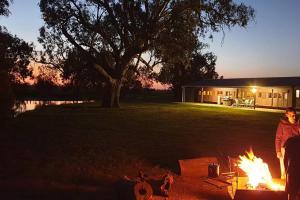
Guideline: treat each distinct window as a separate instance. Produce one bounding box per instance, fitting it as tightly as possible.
[217,91,223,95]
[242,92,245,97]
[225,91,229,96]
[258,92,262,98]
[205,91,212,96]
[246,92,252,97]
[198,90,202,95]
[296,90,300,98]
[284,93,288,100]
[273,93,278,98]
[268,93,272,98]
[278,93,282,98]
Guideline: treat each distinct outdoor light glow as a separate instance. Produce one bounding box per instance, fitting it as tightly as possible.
[238,149,285,191]
[251,87,257,94]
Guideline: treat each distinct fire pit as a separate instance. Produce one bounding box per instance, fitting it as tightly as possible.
[229,177,287,200]
[228,149,287,200]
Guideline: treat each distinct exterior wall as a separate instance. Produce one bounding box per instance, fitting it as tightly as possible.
[255,87,292,108]
[295,87,300,109]
[255,87,272,107]
[192,86,293,108]
[197,87,238,104]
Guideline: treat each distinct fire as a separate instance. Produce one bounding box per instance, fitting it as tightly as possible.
[238,150,285,191]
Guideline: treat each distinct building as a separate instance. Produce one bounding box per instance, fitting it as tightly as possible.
[181,77,300,109]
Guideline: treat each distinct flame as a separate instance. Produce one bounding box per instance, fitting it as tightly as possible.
[238,149,285,191]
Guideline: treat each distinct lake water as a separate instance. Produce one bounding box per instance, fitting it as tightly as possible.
[14,100,87,115]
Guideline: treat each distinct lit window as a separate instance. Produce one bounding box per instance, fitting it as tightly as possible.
[284,93,288,100]
[296,90,300,98]
[268,93,272,98]
[258,92,262,98]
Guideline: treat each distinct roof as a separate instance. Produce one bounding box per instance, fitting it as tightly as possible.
[183,76,300,88]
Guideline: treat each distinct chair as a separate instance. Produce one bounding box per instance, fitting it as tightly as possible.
[245,99,254,107]
[233,98,239,107]
[233,98,245,107]
[244,99,249,107]
[239,99,246,107]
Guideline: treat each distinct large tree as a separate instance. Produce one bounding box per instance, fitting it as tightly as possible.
[0,1,33,119]
[158,50,218,100]
[62,49,146,100]
[39,0,254,107]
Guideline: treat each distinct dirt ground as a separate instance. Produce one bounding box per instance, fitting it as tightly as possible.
[0,176,231,200]
[167,176,230,200]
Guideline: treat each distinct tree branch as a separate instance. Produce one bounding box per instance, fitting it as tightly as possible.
[70,0,120,55]
[61,26,114,83]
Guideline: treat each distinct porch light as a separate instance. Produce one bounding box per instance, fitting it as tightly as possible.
[251,87,257,94]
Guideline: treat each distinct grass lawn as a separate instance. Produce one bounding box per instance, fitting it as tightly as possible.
[0,102,283,197]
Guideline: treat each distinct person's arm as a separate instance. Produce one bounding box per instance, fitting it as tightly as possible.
[275,122,283,157]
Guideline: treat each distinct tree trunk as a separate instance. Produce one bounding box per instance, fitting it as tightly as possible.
[102,79,122,108]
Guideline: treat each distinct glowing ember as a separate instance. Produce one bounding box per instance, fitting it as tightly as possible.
[238,150,285,191]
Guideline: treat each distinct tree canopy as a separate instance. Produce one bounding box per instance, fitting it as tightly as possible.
[158,51,218,100]
[0,28,33,80]
[39,0,254,107]
[0,0,33,119]
[0,0,11,16]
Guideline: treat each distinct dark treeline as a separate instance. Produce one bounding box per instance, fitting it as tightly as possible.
[11,80,171,102]
[12,82,99,101]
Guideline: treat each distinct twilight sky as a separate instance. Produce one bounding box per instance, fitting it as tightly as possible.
[0,0,299,79]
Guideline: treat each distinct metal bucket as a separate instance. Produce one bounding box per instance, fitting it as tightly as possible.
[208,163,220,178]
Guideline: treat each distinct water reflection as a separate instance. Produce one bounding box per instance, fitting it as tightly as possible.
[14,100,87,116]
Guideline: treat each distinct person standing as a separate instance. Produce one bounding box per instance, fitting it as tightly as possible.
[275,107,300,179]
[284,135,300,200]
